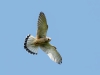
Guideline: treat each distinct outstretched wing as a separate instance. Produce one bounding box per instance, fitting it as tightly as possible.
[40,43,62,64]
[37,12,48,39]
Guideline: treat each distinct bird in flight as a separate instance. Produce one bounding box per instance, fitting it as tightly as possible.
[24,12,62,64]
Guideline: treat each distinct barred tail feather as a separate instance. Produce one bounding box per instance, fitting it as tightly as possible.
[24,34,39,55]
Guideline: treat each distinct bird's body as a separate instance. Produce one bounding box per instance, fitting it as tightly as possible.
[34,37,50,45]
[24,12,62,64]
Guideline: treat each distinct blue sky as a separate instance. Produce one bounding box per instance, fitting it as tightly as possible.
[0,0,100,75]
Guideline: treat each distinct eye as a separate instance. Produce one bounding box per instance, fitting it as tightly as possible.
[48,38,51,41]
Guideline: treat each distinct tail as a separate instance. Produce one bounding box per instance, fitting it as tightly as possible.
[24,34,39,55]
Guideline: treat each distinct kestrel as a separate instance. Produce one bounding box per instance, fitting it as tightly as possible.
[24,12,62,64]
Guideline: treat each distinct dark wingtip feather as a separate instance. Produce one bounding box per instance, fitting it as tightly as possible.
[58,58,62,64]
[40,11,44,14]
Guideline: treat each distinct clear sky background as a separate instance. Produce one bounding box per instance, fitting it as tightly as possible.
[0,0,100,75]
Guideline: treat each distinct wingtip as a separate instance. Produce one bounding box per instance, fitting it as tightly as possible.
[40,11,44,13]
[58,60,62,64]
[40,11,45,15]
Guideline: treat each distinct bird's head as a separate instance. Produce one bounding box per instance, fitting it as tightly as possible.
[46,37,51,42]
